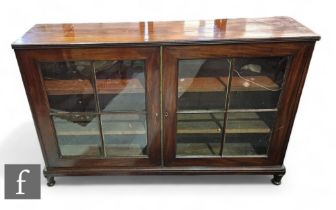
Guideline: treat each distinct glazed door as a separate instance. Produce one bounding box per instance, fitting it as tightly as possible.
[17,47,161,167]
[163,43,309,166]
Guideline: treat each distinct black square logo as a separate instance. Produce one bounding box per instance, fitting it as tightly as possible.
[4,164,41,199]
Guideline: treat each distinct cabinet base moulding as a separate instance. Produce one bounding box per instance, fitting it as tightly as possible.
[43,165,286,186]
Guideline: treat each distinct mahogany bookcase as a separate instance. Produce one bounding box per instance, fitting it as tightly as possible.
[12,17,320,186]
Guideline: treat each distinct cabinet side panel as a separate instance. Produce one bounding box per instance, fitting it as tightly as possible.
[269,42,316,164]
[15,49,60,167]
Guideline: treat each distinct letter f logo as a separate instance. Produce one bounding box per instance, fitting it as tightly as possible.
[16,169,30,195]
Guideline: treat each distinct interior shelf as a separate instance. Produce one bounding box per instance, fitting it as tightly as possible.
[45,78,145,95]
[60,144,146,157]
[178,77,227,92]
[176,142,258,156]
[105,144,146,156]
[178,76,279,92]
[59,142,259,157]
[96,78,145,94]
[45,80,93,95]
[177,112,271,134]
[45,75,277,95]
[56,121,146,136]
[55,112,270,136]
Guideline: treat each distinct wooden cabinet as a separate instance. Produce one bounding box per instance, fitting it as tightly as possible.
[12,17,320,186]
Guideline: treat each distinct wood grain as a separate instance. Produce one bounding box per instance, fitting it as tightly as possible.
[45,78,145,95]
[12,17,320,49]
[178,76,279,92]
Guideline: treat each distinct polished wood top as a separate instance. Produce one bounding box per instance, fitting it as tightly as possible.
[12,16,320,49]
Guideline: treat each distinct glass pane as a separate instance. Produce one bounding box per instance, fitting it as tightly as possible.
[176,113,224,156]
[178,59,229,110]
[101,114,148,157]
[40,61,96,112]
[52,114,102,157]
[47,94,96,112]
[222,112,276,156]
[177,59,229,156]
[223,133,271,156]
[95,60,146,112]
[229,57,288,109]
[222,56,289,156]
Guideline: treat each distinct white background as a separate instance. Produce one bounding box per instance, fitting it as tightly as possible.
[0,0,335,209]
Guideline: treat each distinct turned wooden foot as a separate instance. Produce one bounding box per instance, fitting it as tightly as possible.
[271,174,284,185]
[46,176,56,187]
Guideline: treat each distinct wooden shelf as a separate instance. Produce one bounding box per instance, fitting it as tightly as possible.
[59,144,100,157]
[56,121,146,136]
[105,144,146,156]
[177,112,271,134]
[60,142,259,157]
[178,76,279,92]
[97,78,145,94]
[226,112,271,133]
[176,143,259,156]
[55,112,270,136]
[45,78,145,95]
[103,122,146,135]
[178,77,227,92]
[60,144,146,157]
[231,76,279,91]
[45,80,93,95]
[45,76,276,95]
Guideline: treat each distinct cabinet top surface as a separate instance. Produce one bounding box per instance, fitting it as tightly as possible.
[12,16,320,49]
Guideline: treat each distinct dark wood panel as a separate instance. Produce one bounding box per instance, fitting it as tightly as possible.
[12,17,320,49]
[268,43,316,164]
[44,165,286,176]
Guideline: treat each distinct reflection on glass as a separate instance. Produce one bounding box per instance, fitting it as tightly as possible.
[94,60,146,112]
[176,59,228,156]
[228,57,288,109]
[101,114,147,156]
[178,59,229,110]
[40,61,96,112]
[221,56,288,156]
[47,94,96,112]
[41,59,150,159]
[52,114,102,157]
[176,113,224,156]
[176,57,289,157]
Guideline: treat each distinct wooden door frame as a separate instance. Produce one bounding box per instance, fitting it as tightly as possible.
[163,42,315,167]
[15,47,161,167]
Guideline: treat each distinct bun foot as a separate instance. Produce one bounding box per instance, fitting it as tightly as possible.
[46,176,55,187]
[271,174,284,185]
